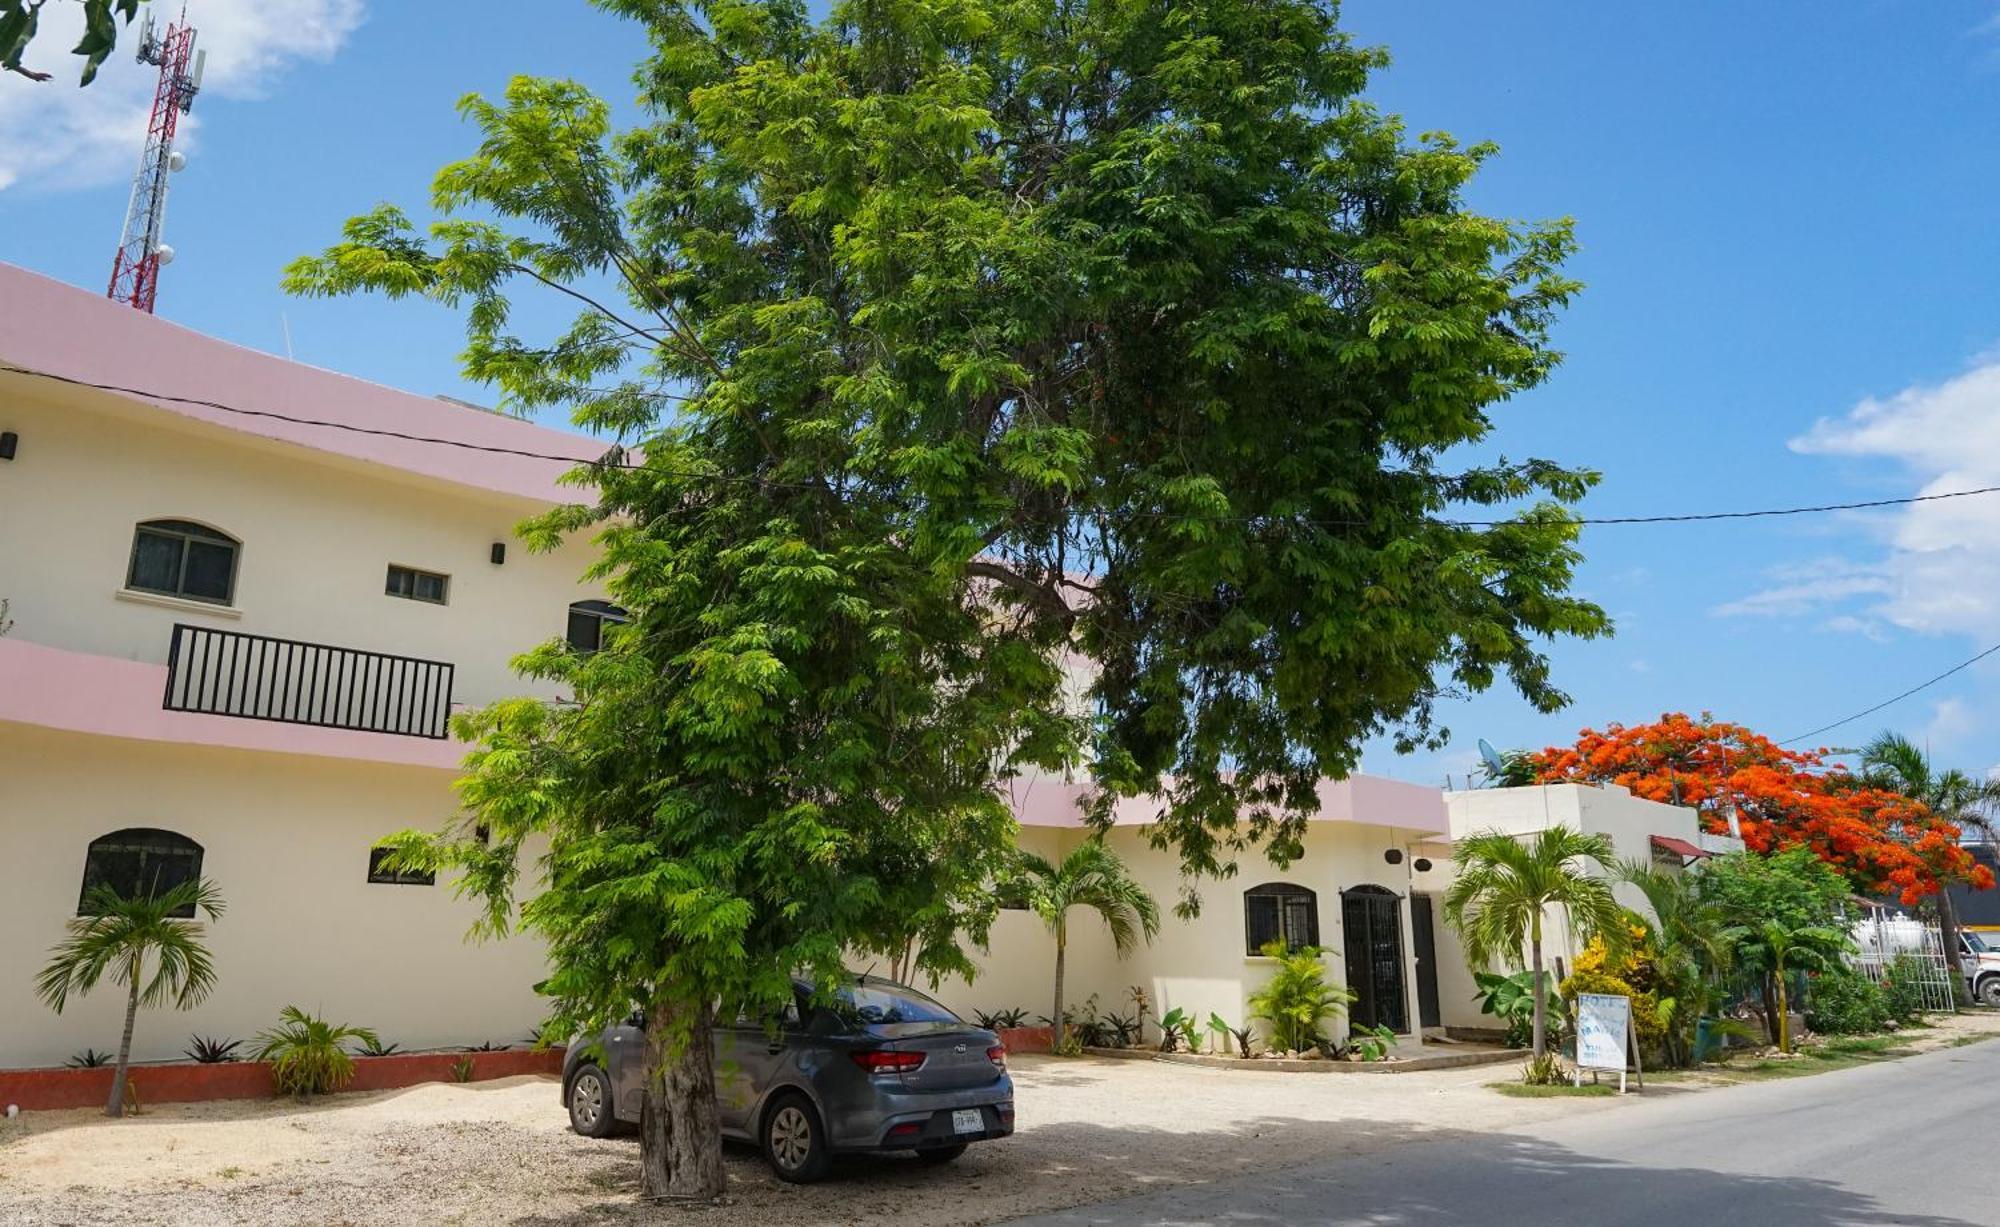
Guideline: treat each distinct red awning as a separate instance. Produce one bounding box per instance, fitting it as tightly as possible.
[1651,835,1711,860]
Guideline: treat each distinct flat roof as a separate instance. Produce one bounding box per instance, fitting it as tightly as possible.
[0,262,608,505]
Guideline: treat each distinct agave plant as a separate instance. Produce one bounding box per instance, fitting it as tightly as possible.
[356,1036,402,1058]
[183,1035,242,1064]
[253,1006,380,1098]
[66,1047,113,1068]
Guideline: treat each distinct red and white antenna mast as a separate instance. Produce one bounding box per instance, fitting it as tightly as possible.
[108,7,205,314]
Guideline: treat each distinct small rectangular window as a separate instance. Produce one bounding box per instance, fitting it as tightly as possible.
[386,565,450,605]
[367,847,435,886]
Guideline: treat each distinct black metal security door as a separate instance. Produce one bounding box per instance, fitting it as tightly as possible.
[1342,886,1408,1034]
[1411,893,1441,1029]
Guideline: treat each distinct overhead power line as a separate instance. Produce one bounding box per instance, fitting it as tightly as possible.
[1781,641,2000,747]
[6,360,1998,528]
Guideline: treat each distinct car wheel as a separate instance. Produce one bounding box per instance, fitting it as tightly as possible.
[916,1143,969,1165]
[568,1065,617,1139]
[762,1093,831,1183]
[1980,978,2000,1009]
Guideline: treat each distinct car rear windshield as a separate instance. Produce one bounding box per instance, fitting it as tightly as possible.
[831,983,960,1026]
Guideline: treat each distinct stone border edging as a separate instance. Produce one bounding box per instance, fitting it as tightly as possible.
[1078,1045,1520,1074]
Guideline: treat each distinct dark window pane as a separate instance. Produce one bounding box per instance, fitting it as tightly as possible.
[415,573,446,603]
[567,608,602,652]
[367,846,435,886]
[1245,895,1280,954]
[386,566,411,597]
[181,540,236,602]
[79,828,203,917]
[129,531,184,594]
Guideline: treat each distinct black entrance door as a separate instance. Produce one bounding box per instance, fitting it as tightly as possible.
[1342,886,1408,1033]
[1411,893,1441,1030]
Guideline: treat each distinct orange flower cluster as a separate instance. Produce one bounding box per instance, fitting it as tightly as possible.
[1530,713,1994,907]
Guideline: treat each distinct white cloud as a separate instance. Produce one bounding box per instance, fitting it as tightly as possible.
[1711,556,1893,618]
[0,0,364,192]
[1715,355,2000,638]
[1923,697,1977,749]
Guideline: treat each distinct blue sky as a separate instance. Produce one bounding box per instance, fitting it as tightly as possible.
[6,1,2000,786]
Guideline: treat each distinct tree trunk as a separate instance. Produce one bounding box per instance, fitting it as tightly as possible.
[1529,935,1547,1061]
[638,994,726,1203]
[1937,891,1971,1009]
[106,959,141,1117]
[1758,972,1779,1047]
[1774,966,1791,1053]
[1051,927,1068,1053]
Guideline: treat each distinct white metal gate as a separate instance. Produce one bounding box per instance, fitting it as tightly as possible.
[1850,903,1957,1013]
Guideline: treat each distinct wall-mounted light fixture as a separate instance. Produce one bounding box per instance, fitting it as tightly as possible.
[490,542,506,565]
[0,431,16,461]
[1383,848,1404,866]
[1412,857,1433,873]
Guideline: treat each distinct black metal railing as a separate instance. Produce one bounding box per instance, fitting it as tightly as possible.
[163,623,455,739]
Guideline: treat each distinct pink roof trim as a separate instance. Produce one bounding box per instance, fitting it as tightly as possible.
[0,637,466,770]
[1007,771,1447,834]
[0,263,607,505]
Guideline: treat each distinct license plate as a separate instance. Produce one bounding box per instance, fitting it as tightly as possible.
[951,1108,985,1135]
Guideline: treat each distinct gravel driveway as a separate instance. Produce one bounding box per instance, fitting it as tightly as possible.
[0,1053,1633,1226]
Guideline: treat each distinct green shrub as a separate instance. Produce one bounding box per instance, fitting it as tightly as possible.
[1806,970,1889,1036]
[254,1006,380,1099]
[1247,942,1355,1053]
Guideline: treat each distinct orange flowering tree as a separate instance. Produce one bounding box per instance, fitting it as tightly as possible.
[1529,713,1993,906]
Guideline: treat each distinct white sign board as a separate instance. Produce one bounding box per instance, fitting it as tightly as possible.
[1574,992,1630,1072]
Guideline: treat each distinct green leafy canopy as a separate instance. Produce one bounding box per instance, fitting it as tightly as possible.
[1,0,144,86]
[286,0,1605,1114]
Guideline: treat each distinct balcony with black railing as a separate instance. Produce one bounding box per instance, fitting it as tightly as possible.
[163,623,455,739]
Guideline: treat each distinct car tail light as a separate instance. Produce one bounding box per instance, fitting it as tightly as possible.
[987,1045,1007,1070]
[851,1049,927,1074]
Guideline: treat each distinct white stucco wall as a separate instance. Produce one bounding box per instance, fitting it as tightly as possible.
[0,725,549,1069]
[934,818,1441,1046]
[0,388,606,709]
[1425,783,1716,1030]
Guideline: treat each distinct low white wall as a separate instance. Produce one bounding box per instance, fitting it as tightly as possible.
[0,725,549,1069]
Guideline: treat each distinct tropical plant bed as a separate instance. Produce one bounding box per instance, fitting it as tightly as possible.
[1080,1045,1517,1074]
[0,1047,562,1113]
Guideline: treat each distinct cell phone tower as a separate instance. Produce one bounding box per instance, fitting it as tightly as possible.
[107,7,206,314]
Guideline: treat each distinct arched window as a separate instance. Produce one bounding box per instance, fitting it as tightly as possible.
[1244,883,1319,955]
[566,599,629,653]
[79,828,204,916]
[127,519,239,605]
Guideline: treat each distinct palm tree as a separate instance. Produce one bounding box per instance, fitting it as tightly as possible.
[36,879,225,1116]
[1723,917,1849,1052]
[1617,859,1734,1066]
[1443,825,1624,1061]
[1014,840,1160,1050]
[1861,732,2000,1006]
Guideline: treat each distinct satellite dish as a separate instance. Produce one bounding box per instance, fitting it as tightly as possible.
[153,244,176,266]
[167,150,187,173]
[1477,738,1507,776]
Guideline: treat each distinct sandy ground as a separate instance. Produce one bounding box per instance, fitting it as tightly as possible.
[5,1013,1997,1227]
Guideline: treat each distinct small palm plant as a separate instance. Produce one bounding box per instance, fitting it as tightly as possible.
[1246,941,1355,1053]
[1443,825,1623,1064]
[1724,918,1851,1052]
[1013,841,1161,1052]
[36,878,225,1117]
[254,1006,381,1098]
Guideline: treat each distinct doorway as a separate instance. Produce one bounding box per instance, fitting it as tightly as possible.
[1411,893,1441,1030]
[1341,885,1409,1034]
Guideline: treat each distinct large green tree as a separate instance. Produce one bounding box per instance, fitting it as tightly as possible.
[288,0,1603,1198]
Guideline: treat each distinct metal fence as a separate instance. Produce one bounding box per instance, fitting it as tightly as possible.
[163,622,455,739]
[1850,903,1958,1013]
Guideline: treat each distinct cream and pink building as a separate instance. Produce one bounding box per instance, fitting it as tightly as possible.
[1,260,1725,1071]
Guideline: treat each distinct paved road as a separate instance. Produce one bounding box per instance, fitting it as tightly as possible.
[1005,1040,2000,1226]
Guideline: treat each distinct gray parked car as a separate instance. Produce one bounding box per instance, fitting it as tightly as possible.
[561,975,1015,1182]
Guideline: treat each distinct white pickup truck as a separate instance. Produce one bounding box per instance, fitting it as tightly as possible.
[1962,932,2000,1007]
